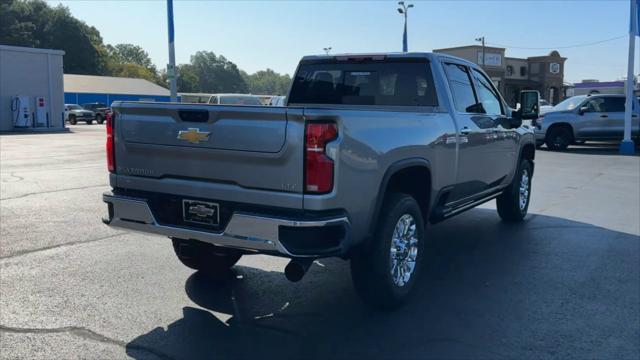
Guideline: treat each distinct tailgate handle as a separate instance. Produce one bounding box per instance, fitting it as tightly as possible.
[178,110,209,123]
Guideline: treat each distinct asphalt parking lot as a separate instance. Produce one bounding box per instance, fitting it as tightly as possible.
[1,125,639,359]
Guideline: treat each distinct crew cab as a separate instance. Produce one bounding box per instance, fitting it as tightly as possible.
[103,53,539,309]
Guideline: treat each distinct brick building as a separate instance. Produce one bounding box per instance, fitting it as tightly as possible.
[434,45,567,106]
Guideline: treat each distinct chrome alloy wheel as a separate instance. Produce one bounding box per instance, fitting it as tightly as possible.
[519,169,530,211]
[390,214,419,287]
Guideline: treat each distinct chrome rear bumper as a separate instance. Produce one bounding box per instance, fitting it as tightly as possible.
[102,192,349,257]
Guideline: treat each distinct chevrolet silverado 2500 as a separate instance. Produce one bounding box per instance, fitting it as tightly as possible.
[103,53,539,309]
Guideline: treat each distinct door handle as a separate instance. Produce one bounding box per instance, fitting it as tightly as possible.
[600,115,608,118]
[460,127,472,135]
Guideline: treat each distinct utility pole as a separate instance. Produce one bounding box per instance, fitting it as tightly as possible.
[475,36,485,69]
[620,0,637,155]
[167,0,177,102]
[397,2,413,52]
[323,47,332,55]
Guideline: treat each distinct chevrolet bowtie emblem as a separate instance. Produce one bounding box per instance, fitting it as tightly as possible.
[177,128,210,144]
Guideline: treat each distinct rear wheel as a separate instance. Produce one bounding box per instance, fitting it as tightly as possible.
[545,126,571,151]
[95,114,104,124]
[497,159,532,222]
[68,115,77,125]
[351,193,426,309]
[172,238,242,277]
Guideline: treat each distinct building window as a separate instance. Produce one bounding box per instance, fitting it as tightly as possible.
[506,65,513,76]
[530,63,540,74]
[520,66,527,76]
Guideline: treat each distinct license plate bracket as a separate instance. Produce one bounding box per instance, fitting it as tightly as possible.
[182,199,220,226]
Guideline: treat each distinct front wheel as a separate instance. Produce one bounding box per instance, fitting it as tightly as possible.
[497,159,533,222]
[545,127,571,151]
[351,193,426,309]
[172,238,242,277]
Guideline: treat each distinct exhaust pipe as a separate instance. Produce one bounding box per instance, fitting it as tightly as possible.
[284,259,313,282]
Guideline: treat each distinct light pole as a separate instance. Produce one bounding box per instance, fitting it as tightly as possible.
[167,0,177,102]
[475,36,485,69]
[323,47,332,55]
[397,1,413,52]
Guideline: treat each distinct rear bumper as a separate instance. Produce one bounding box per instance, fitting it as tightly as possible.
[102,191,350,258]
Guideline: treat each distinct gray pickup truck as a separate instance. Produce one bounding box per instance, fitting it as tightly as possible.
[103,53,539,309]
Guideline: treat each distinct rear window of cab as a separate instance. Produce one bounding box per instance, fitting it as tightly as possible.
[288,58,438,107]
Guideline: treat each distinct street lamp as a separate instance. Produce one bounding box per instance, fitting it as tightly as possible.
[323,47,332,55]
[475,36,485,69]
[397,1,413,52]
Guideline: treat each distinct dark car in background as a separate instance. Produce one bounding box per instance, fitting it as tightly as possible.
[81,103,111,124]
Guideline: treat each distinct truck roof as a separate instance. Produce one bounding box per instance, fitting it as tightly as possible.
[300,52,476,67]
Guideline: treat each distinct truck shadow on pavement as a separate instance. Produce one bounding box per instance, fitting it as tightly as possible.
[125,209,639,360]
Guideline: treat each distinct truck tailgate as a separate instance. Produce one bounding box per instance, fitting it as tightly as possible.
[113,102,304,196]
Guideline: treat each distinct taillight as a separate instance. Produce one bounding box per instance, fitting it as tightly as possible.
[106,112,115,173]
[305,123,338,194]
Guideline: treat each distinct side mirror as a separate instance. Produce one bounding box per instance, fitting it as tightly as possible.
[578,106,588,115]
[518,90,540,120]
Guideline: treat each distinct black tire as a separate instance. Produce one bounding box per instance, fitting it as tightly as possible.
[85,119,93,125]
[497,159,532,223]
[172,238,242,277]
[68,115,77,125]
[95,114,104,124]
[545,126,571,151]
[350,193,426,310]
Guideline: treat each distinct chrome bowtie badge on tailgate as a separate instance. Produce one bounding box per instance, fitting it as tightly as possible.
[177,128,210,144]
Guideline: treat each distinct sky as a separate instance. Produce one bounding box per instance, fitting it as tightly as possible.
[50,0,636,83]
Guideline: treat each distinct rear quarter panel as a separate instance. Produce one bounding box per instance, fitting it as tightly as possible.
[302,107,458,244]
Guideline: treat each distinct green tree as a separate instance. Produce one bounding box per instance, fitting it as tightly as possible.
[244,69,291,95]
[105,43,161,83]
[190,51,248,93]
[176,64,200,93]
[107,63,158,83]
[0,0,109,75]
[107,44,155,71]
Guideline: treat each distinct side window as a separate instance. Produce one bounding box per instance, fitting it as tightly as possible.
[585,98,605,112]
[602,97,625,112]
[471,69,504,115]
[443,63,478,113]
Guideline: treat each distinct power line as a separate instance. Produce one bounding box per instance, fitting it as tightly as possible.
[486,35,627,50]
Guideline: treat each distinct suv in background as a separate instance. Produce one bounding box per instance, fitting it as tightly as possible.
[536,94,640,150]
[81,103,111,124]
[539,99,554,115]
[64,104,95,125]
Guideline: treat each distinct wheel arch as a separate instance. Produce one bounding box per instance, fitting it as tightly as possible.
[368,158,432,238]
[546,122,575,141]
